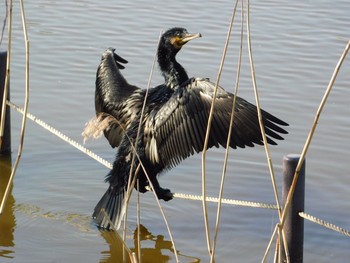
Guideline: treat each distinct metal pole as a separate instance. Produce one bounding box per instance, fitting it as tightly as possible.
[281,154,305,263]
[0,51,11,155]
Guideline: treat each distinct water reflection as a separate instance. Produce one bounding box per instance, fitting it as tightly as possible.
[100,224,200,263]
[0,155,15,259]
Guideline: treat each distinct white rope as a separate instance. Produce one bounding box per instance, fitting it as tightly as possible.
[6,100,280,210]
[6,100,350,240]
[6,100,112,169]
[299,212,350,238]
[173,193,278,210]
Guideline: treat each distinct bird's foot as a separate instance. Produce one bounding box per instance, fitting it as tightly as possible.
[146,186,173,201]
[156,188,173,201]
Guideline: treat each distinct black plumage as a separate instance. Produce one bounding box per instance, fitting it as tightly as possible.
[92,27,288,229]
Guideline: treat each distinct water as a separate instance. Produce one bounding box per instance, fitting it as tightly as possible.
[1,0,350,262]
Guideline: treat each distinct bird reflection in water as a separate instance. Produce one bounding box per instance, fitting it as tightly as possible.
[99,224,199,263]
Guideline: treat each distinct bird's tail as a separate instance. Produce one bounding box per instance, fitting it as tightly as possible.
[93,185,126,230]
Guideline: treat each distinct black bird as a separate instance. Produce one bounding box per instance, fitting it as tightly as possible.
[92,27,288,229]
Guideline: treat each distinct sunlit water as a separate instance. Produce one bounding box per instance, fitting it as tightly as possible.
[0,0,349,262]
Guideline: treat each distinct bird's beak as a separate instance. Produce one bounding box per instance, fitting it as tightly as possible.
[180,32,202,45]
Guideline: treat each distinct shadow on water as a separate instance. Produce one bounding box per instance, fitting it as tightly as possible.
[99,224,200,263]
[0,155,15,259]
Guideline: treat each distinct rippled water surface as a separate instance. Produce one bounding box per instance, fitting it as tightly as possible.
[0,0,350,262]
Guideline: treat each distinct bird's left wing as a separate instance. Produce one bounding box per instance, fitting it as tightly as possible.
[144,78,288,169]
[95,48,139,148]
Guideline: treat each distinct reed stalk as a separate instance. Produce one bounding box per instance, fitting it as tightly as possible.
[102,31,180,262]
[0,0,9,45]
[0,0,30,216]
[201,0,239,258]
[210,0,242,262]
[279,40,350,232]
[0,0,12,150]
[245,0,292,261]
[122,33,160,244]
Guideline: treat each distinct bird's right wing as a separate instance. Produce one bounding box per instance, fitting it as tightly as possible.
[95,48,139,148]
[144,77,288,169]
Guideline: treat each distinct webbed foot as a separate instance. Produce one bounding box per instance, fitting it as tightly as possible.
[156,187,173,201]
[145,186,173,201]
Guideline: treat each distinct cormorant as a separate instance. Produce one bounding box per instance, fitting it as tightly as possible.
[91,27,288,229]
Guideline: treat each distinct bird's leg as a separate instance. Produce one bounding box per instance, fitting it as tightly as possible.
[148,175,173,201]
[134,173,173,201]
[135,173,149,193]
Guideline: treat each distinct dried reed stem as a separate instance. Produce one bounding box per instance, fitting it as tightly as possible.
[246,0,291,261]
[201,1,238,257]
[136,179,142,263]
[122,32,161,243]
[246,0,282,219]
[0,0,29,215]
[98,115,179,262]
[210,0,241,262]
[112,31,179,263]
[261,224,278,263]
[0,0,8,45]
[279,40,350,228]
[0,0,12,150]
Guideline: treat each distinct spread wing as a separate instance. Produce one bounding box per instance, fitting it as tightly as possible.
[144,77,288,168]
[95,48,140,148]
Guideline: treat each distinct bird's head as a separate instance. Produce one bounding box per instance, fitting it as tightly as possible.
[160,27,201,51]
[158,27,201,87]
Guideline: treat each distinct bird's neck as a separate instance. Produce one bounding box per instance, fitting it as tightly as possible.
[158,48,189,89]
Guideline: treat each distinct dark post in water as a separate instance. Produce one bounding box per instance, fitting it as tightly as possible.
[0,51,11,155]
[281,154,305,263]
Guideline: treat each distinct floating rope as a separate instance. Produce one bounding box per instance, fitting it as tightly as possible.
[299,212,350,238]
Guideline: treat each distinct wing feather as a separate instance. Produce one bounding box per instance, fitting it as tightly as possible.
[144,78,288,168]
[95,48,140,148]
